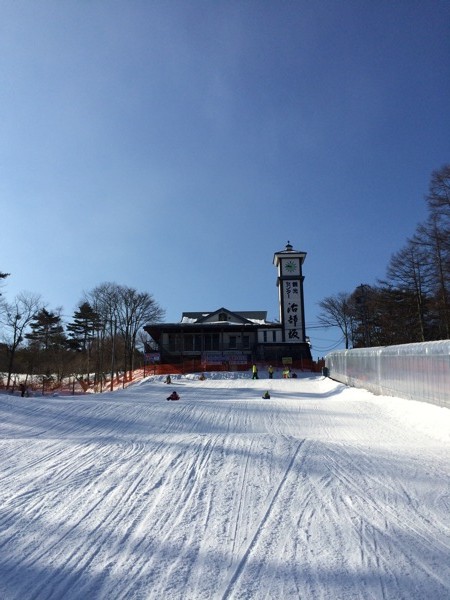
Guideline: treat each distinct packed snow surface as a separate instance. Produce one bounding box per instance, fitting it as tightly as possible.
[0,373,449,600]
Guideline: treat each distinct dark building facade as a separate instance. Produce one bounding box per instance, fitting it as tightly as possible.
[144,243,312,365]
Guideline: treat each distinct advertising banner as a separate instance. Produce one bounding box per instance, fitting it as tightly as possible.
[202,352,248,365]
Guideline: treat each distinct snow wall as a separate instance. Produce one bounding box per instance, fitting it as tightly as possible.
[325,340,450,409]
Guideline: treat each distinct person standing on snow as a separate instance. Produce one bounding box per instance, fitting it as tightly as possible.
[252,364,258,379]
[268,365,274,379]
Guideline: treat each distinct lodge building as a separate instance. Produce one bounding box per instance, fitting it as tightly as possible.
[144,242,312,367]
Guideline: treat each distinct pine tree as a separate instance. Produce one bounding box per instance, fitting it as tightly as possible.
[26,309,66,351]
[67,302,102,384]
[67,302,101,352]
[25,309,67,386]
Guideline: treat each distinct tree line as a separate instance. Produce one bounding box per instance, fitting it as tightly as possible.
[0,281,164,391]
[318,164,450,349]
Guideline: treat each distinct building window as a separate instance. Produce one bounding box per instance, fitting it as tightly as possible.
[184,334,202,351]
[218,312,227,321]
[272,331,277,342]
[263,331,267,343]
[204,333,220,351]
[168,334,178,351]
[243,335,250,349]
[229,336,237,349]
[184,335,193,351]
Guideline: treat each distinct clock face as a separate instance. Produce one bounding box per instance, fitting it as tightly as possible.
[284,260,297,273]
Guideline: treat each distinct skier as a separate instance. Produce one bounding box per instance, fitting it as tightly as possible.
[167,391,180,401]
[262,390,271,399]
[268,365,274,379]
[252,364,258,379]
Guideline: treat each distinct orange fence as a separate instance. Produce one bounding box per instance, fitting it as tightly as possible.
[2,359,325,396]
[143,358,324,376]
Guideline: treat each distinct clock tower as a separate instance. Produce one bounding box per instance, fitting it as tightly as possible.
[273,241,307,344]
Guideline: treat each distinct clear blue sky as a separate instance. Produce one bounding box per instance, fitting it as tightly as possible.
[1,1,449,358]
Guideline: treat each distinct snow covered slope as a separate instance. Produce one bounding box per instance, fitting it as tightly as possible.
[0,374,449,599]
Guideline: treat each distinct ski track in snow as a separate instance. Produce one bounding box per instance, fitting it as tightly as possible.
[0,374,449,600]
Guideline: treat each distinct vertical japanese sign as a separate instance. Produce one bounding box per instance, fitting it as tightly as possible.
[282,279,303,342]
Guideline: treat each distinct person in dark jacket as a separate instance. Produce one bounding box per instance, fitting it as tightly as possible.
[167,391,180,401]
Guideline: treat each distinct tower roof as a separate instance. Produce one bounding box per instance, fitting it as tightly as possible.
[273,241,307,266]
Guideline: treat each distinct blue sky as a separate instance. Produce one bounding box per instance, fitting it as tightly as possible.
[1,1,449,359]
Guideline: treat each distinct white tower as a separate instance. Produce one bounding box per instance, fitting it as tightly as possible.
[273,241,307,343]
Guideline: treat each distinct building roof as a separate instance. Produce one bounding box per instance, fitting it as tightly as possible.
[144,307,278,343]
[182,308,268,324]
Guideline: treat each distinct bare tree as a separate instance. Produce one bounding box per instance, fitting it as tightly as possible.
[422,164,450,337]
[85,283,121,390]
[413,214,450,338]
[84,282,164,390]
[383,240,431,341]
[426,163,450,221]
[0,292,42,389]
[317,292,353,349]
[0,272,9,295]
[116,286,165,379]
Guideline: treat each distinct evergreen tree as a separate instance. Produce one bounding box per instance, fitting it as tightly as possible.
[67,302,101,352]
[67,302,101,383]
[25,308,67,385]
[26,308,66,351]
